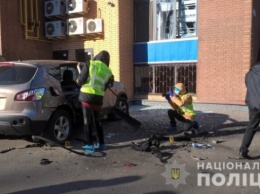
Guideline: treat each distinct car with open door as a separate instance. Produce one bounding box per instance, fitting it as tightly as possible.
[0,60,129,144]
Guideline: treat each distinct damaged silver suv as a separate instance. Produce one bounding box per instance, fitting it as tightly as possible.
[0,60,129,144]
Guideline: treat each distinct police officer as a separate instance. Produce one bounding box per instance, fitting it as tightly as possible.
[78,50,114,153]
[165,82,200,133]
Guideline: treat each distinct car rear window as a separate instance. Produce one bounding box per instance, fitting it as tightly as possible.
[48,65,79,81]
[48,67,61,81]
[0,65,37,85]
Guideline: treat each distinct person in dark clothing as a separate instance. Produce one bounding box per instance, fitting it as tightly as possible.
[77,50,114,153]
[239,62,260,159]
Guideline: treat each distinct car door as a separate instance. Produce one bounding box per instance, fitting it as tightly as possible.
[103,87,117,108]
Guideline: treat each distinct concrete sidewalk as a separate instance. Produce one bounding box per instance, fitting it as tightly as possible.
[129,100,249,132]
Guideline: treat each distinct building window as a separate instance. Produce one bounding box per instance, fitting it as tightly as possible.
[75,48,93,63]
[53,50,68,60]
[134,0,150,42]
[134,63,197,94]
[134,0,197,42]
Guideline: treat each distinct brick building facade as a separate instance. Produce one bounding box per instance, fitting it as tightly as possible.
[0,0,260,105]
[197,0,260,105]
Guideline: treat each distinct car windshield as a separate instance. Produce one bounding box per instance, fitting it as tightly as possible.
[0,65,37,85]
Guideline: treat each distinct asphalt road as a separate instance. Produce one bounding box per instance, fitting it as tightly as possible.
[1,101,260,194]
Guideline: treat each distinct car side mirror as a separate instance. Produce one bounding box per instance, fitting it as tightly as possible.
[49,87,60,96]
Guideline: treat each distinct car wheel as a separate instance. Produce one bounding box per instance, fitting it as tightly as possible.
[115,97,129,114]
[46,110,72,144]
[108,97,129,120]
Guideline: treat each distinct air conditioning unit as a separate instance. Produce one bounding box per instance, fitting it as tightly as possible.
[86,19,103,34]
[67,17,87,35]
[45,21,66,38]
[66,0,88,15]
[44,0,65,17]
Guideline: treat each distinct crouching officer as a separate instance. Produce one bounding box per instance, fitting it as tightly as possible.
[163,82,200,133]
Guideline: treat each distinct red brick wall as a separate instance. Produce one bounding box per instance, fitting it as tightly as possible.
[0,0,52,60]
[197,0,252,105]
[118,0,134,98]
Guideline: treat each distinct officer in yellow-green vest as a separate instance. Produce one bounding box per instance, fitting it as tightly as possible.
[163,82,200,134]
[77,50,114,153]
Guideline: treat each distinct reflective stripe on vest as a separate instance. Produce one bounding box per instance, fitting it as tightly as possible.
[178,94,195,116]
[81,61,112,96]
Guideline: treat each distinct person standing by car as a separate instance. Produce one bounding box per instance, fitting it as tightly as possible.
[239,62,260,159]
[77,50,114,153]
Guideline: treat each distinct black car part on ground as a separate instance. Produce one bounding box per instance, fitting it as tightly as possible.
[112,107,141,128]
[108,88,142,128]
[0,147,15,153]
[131,134,192,163]
[108,97,129,120]
[131,134,165,163]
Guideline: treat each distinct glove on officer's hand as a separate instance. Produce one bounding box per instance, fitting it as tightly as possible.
[168,90,174,97]
[165,94,171,101]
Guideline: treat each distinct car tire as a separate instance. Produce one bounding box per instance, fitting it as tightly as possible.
[108,97,129,120]
[45,109,72,144]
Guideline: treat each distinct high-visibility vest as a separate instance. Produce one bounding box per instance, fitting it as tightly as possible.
[80,60,112,96]
[178,93,195,116]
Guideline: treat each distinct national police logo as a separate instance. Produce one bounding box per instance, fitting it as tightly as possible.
[171,168,180,180]
[161,160,190,188]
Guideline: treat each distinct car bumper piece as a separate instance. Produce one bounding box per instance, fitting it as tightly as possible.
[0,116,47,136]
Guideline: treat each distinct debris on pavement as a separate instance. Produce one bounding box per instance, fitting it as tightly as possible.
[0,147,15,153]
[65,141,72,148]
[212,139,224,144]
[192,142,213,150]
[228,156,243,160]
[123,162,137,167]
[190,155,208,160]
[105,133,115,138]
[24,143,44,148]
[200,156,208,160]
[40,158,52,165]
[17,143,44,150]
[190,155,199,160]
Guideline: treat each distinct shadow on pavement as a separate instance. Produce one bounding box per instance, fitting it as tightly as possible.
[8,176,142,194]
[250,155,260,160]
